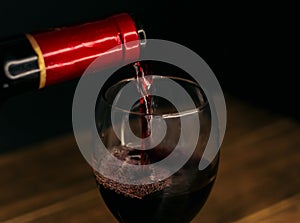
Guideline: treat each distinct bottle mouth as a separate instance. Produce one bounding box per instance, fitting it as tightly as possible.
[138,28,147,46]
[129,13,147,47]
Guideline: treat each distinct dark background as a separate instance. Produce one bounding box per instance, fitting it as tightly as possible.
[0,1,297,152]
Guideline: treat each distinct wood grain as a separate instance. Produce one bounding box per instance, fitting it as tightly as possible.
[1,94,300,222]
[233,193,300,223]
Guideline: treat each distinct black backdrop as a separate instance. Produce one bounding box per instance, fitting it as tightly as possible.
[0,1,297,152]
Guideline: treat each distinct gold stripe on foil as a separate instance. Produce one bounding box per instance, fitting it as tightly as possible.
[26,34,46,89]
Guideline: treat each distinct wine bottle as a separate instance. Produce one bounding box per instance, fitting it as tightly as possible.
[0,13,146,101]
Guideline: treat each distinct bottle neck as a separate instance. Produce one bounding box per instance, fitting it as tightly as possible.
[0,13,145,100]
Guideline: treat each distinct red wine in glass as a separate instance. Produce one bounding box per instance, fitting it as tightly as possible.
[94,145,218,223]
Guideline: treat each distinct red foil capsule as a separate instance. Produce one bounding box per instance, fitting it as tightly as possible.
[29,13,141,88]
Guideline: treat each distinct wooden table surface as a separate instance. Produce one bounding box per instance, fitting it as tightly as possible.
[1,94,300,223]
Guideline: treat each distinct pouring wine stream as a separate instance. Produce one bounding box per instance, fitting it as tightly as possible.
[133,62,153,165]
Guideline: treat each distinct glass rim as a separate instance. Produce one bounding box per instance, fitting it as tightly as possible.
[99,75,208,116]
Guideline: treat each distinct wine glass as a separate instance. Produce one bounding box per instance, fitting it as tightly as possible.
[92,64,219,223]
